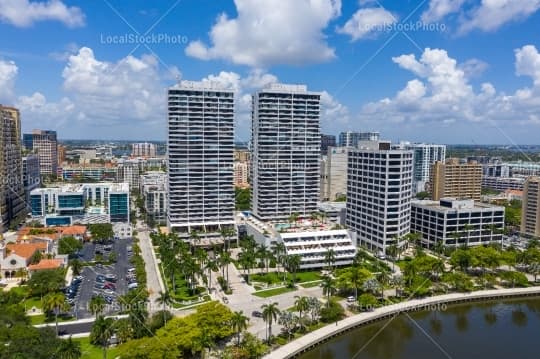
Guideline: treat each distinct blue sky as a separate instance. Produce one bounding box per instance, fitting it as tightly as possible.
[1,0,540,144]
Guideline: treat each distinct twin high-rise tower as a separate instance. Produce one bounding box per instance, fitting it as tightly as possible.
[167,82,321,239]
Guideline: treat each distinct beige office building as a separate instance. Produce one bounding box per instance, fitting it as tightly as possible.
[430,158,482,201]
[521,176,540,237]
[234,162,249,188]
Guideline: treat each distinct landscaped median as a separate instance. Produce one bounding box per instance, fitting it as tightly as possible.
[264,286,540,359]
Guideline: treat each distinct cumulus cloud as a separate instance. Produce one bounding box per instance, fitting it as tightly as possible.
[421,0,540,34]
[421,0,465,23]
[61,47,165,125]
[459,0,540,34]
[515,45,540,86]
[337,7,397,41]
[185,0,341,67]
[0,59,17,101]
[359,46,540,141]
[0,0,85,27]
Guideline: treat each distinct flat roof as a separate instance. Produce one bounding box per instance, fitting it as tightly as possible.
[412,199,504,212]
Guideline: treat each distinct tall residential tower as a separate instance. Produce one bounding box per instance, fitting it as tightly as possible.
[251,84,321,220]
[0,106,25,232]
[23,129,58,177]
[167,81,235,240]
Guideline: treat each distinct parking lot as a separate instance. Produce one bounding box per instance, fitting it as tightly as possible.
[69,237,134,319]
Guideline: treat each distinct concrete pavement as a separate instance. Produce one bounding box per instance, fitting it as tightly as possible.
[136,227,165,313]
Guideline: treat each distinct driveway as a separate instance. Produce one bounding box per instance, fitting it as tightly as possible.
[136,228,165,313]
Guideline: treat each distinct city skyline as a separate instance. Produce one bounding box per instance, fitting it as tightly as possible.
[0,1,539,144]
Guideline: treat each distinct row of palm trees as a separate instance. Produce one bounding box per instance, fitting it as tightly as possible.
[152,229,236,299]
[238,238,304,285]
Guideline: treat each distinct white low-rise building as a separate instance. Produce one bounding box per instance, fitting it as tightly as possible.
[411,198,505,247]
[242,213,356,269]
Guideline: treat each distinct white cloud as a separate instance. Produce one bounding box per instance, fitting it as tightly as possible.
[337,7,397,41]
[61,47,165,125]
[422,0,540,34]
[459,58,489,78]
[16,92,74,128]
[459,0,540,33]
[421,0,465,23]
[359,46,540,142]
[0,0,85,28]
[0,58,17,101]
[185,0,341,67]
[515,45,540,86]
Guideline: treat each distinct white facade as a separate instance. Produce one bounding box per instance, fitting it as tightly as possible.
[394,142,446,193]
[251,83,321,220]
[411,198,505,247]
[140,171,167,224]
[346,142,413,254]
[117,158,142,189]
[167,80,235,236]
[320,146,349,201]
[242,214,356,269]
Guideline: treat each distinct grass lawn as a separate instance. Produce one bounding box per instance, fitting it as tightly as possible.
[249,271,321,285]
[73,337,120,359]
[300,280,322,288]
[253,286,296,298]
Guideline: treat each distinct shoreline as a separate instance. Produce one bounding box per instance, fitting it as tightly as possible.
[264,286,540,359]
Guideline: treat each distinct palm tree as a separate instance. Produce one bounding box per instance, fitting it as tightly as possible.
[190,230,201,253]
[91,316,115,359]
[288,212,300,228]
[219,250,232,290]
[257,245,270,274]
[324,248,336,273]
[231,310,249,346]
[42,292,67,336]
[434,240,445,258]
[294,295,309,331]
[220,226,236,250]
[273,242,286,277]
[205,259,219,292]
[56,336,82,359]
[321,275,336,307]
[286,254,302,285]
[89,295,106,319]
[156,291,173,325]
[261,302,281,343]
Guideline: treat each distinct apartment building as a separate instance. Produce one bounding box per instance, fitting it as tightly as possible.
[0,106,25,231]
[338,131,380,147]
[132,142,157,158]
[234,162,249,188]
[320,134,336,155]
[251,83,321,221]
[522,177,540,237]
[30,182,130,226]
[167,80,235,239]
[411,198,505,247]
[140,171,167,224]
[346,141,413,254]
[23,129,58,176]
[431,158,482,201]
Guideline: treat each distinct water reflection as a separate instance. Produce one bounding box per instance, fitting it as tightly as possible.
[299,298,540,359]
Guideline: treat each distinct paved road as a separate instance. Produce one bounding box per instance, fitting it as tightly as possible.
[136,227,165,313]
[223,263,323,339]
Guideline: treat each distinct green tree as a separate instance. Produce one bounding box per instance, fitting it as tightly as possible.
[70,259,82,276]
[56,336,82,359]
[90,316,115,359]
[156,291,173,325]
[231,310,250,346]
[235,187,251,211]
[261,302,281,343]
[89,295,106,319]
[324,248,336,273]
[286,254,302,285]
[58,236,83,256]
[358,293,378,311]
[88,223,114,243]
[321,275,337,307]
[42,292,67,336]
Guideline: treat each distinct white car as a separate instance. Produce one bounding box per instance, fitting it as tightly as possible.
[346,296,355,303]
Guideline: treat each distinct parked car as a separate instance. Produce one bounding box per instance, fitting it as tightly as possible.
[252,311,263,318]
[94,283,105,289]
[127,282,138,290]
[103,282,116,290]
[347,296,356,303]
[104,275,117,282]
